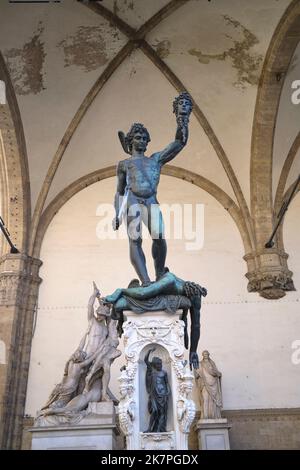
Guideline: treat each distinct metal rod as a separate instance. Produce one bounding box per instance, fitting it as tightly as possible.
[0,217,19,253]
[265,174,300,248]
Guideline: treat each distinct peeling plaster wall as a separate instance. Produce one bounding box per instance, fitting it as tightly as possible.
[188,14,263,88]
[4,22,46,96]
[25,177,300,416]
[0,0,292,212]
[0,0,127,208]
[147,0,291,207]
[101,0,171,29]
[58,26,109,72]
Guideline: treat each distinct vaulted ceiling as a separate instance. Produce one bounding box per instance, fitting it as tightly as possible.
[0,0,299,280]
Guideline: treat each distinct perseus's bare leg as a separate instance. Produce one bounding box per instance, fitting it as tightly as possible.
[147,205,167,280]
[127,208,151,285]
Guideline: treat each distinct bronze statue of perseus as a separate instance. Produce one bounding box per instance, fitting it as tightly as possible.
[113,92,193,286]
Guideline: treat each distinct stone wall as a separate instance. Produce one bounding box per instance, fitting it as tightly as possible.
[223,408,300,450]
[190,408,300,450]
[22,408,300,450]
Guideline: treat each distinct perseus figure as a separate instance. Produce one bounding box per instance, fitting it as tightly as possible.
[113,92,193,286]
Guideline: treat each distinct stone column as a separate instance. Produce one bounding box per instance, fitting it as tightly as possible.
[117,310,196,450]
[0,253,42,449]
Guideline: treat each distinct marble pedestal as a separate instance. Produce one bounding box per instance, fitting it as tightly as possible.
[196,418,231,450]
[30,402,119,450]
[117,310,196,450]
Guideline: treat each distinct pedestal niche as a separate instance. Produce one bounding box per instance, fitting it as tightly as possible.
[196,419,231,450]
[30,402,119,450]
[117,310,196,450]
[194,350,231,450]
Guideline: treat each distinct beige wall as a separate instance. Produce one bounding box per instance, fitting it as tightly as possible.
[25,176,300,415]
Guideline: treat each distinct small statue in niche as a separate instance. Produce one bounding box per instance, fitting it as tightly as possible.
[144,348,170,433]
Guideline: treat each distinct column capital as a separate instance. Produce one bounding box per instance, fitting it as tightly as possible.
[244,249,295,299]
[0,254,42,307]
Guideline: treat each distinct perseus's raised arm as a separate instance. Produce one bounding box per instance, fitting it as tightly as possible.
[153,121,188,167]
[155,142,184,166]
[154,91,192,166]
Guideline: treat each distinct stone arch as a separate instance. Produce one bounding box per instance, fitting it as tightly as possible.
[0,53,32,449]
[250,0,300,246]
[0,52,31,254]
[247,0,300,298]
[32,165,250,261]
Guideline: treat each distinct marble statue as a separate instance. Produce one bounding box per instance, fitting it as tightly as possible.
[113,92,193,286]
[83,284,121,399]
[39,348,100,413]
[38,283,121,419]
[118,368,136,437]
[195,351,223,419]
[144,348,170,433]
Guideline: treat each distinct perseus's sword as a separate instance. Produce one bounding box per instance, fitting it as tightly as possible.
[117,189,129,223]
[117,130,130,224]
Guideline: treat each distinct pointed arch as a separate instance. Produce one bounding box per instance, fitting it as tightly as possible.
[250,0,300,247]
